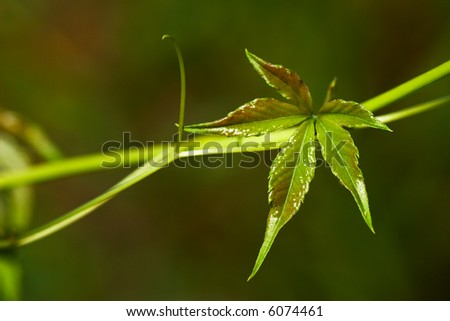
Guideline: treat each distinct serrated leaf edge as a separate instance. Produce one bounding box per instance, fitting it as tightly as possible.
[315,117,374,232]
[248,120,316,280]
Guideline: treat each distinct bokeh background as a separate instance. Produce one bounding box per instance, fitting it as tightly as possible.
[1,0,449,300]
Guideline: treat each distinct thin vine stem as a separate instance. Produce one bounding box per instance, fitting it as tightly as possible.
[376,95,450,124]
[0,130,293,189]
[362,60,450,111]
[0,149,147,189]
[0,148,176,248]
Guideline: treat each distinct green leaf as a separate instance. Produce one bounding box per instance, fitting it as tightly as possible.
[0,108,62,161]
[376,95,450,125]
[319,99,391,131]
[0,134,33,237]
[323,77,337,104]
[0,252,21,300]
[184,98,309,137]
[315,117,374,232]
[248,119,316,280]
[246,50,312,112]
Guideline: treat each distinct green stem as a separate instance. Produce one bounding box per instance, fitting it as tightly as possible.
[0,153,101,189]
[0,148,175,248]
[377,95,450,124]
[363,60,450,112]
[0,132,294,248]
[0,149,143,189]
[0,131,292,190]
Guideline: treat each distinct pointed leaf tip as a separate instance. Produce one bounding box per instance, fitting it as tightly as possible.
[247,222,278,281]
[363,211,375,234]
[249,120,316,278]
[319,99,392,132]
[316,117,376,234]
[323,77,338,104]
[245,51,313,112]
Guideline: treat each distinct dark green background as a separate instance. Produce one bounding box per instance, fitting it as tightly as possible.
[1,0,449,300]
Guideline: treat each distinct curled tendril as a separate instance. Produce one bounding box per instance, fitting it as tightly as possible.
[162,34,186,153]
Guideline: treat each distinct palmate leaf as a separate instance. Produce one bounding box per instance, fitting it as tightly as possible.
[182,51,393,279]
[246,50,313,112]
[184,98,309,137]
[315,117,375,232]
[248,119,316,280]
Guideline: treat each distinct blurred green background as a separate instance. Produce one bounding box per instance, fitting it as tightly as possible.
[1,0,449,300]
